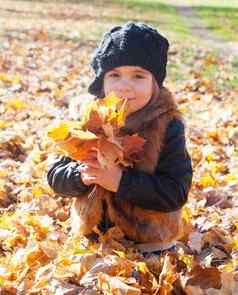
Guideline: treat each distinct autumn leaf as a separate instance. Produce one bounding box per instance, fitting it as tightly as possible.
[47,122,70,141]
[6,99,25,111]
[56,133,98,161]
[98,273,141,295]
[185,265,221,290]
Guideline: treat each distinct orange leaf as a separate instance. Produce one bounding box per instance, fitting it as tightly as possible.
[56,133,98,161]
[98,138,124,168]
[82,109,104,133]
[26,247,50,267]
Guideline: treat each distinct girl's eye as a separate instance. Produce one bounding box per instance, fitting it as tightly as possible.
[108,72,120,78]
[135,74,145,79]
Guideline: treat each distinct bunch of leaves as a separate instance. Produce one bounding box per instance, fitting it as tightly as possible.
[48,92,146,168]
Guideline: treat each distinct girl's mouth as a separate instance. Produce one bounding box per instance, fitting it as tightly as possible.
[125,97,136,101]
[117,94,136,101]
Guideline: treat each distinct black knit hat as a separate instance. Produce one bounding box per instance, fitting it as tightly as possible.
[88,21,169,97]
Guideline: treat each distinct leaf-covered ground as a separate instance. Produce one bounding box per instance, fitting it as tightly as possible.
[0,1,238,294]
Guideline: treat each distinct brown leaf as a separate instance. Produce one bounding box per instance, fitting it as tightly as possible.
[184,285,205,295]
[98,273,141,295]
[186,265,221,290]
[187,231,204,253]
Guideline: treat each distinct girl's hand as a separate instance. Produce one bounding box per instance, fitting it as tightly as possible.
[79,149,123,192]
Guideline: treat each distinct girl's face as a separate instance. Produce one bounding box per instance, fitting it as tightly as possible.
[103,66,154,114]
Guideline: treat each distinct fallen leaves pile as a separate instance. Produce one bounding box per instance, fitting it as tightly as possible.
[0,8,238,295]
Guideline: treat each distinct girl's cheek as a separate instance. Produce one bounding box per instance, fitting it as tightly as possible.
[104,80,116,95]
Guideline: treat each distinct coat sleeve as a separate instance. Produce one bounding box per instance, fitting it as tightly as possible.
[115,119,193,212]
[47,155,94,197]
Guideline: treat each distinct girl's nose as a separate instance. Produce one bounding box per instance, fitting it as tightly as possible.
[116,81,134,99]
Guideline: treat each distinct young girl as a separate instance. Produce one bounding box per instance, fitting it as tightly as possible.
[47,21,193,258]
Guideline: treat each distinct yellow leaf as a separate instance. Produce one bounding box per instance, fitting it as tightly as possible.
[199,174,217,188]
[33,29,49,41]
[206,153,215,162]
[179,254,194,268]
[224,174,237,182]
[0,170,8,178]
[58,255,72,266]
[136,261,149,274]
[0,213,12,229]
[25,215,53,240]
[48,123,70,141]
[222,263,234,272]
[73,247,94,255]
[0,73,11,84]
[112,250,126,258]
[70,129,98,140]
[0,179,5,191]
[116,98,130,127]
[32,187,44,198]
[52,87,63,98]
[101,91,122,108]
[182,206,192,224]
[179,106,188,113]
[81,100,99,123]
[95,91,129,127]
[231,239,238,249]
[6,99,25,111]
[210,162,228,174]
[11,74,21,85]
[0,120,12,129]
[0,276,5,286]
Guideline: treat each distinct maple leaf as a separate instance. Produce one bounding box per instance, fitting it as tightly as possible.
[47,122,70,141]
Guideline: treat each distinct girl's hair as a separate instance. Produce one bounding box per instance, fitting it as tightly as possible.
[151,75,160,101]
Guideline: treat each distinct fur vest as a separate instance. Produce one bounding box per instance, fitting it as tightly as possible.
[70,88,185,249]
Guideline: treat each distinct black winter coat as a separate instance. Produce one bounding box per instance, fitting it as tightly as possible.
[47,119,193,213]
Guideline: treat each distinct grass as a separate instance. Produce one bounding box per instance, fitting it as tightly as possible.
[157,0,238,7]
[192,5,238,42]
[110,0,193,42]
[156,0,238,42]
